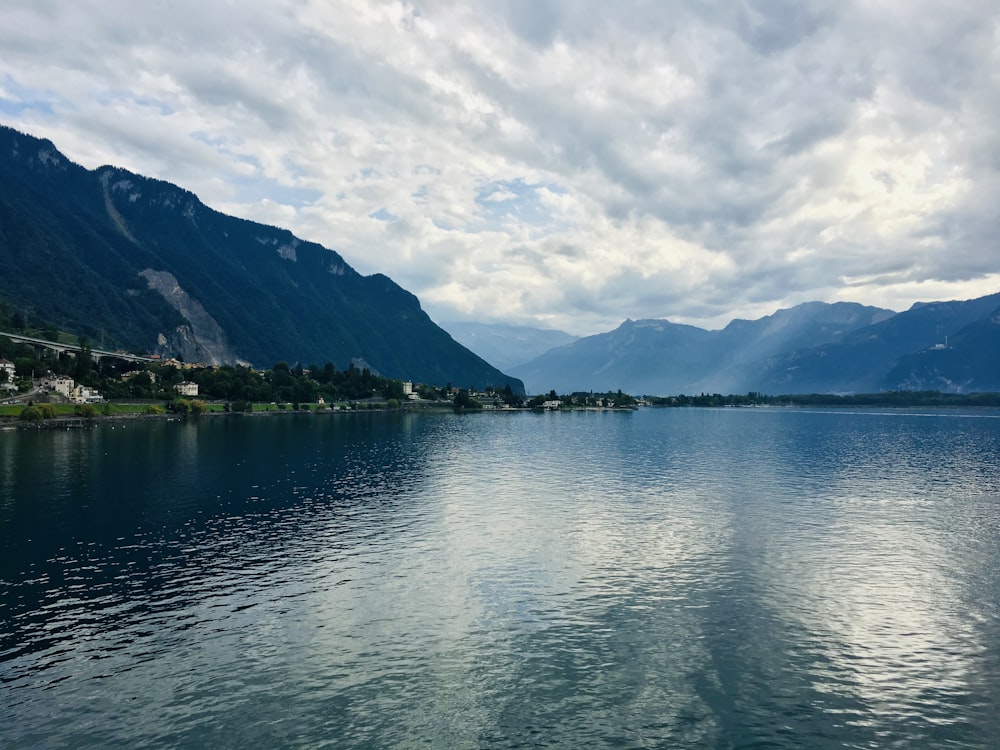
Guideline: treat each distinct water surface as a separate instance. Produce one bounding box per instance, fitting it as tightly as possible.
[2,408,1000,748]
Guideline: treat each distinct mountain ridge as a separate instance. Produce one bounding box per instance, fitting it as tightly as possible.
[439,321,578,373]
[0,124,524,392]
[508,296,1000,395]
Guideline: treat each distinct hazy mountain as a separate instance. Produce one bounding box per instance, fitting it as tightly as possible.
[752,293,1000,394]
[440,321,577,371]
[510,297,1000,395]
[0,125,523,392]
[883,307,1000,392]
[510,318,716,395]
[710,301,895,392]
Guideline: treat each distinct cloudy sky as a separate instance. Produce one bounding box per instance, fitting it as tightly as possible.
[2,1,998,335]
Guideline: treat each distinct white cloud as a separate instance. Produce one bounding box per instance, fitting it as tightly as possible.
[1,0,998,335]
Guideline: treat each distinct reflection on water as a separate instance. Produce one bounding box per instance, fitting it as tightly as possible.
[2,408,1000,748]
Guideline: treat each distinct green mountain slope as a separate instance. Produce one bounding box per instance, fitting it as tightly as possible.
[0,125,523,392]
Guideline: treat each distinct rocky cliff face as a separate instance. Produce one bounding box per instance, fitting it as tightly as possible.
[138,269,237,365]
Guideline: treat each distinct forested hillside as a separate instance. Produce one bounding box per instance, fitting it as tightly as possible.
[0,125,523,392]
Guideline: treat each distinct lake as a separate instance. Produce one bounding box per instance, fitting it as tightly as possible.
[2,407,1000,748]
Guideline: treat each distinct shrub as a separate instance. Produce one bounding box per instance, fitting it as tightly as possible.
[74,404,98,419]
[145,404,164,415]
[19,405,43,421]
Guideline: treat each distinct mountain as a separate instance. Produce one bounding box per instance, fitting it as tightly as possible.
[440,321,578,371]
[510,319,715,396]
[0,125,523,393]
[710,301,895,392]
[752,293,1000,394]
[883,308,1000,392]
[510,297,1000,395]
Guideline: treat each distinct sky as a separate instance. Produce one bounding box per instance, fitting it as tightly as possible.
[2,1,999,336]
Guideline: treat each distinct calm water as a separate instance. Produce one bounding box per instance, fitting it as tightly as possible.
[2,408,1000,748]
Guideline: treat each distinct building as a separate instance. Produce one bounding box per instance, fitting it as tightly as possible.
[1,360,16,394]
[41,374,75,397]
[174,381,199,397]
[122,369,156,383]
[70,385,103,404]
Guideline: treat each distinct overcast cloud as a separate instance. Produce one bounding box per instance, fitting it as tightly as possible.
[2,0,998,334]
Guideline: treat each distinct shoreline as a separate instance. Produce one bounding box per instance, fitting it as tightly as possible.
[6,401,1000,432]
[0,401,648,430]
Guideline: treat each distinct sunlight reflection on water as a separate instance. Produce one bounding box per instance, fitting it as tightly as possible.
[2,408,1000,748]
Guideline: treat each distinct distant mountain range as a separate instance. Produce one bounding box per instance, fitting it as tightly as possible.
[5,124,995,399]
[0,125,523,393]
[440,322,578,373]
[506,296,1000,396]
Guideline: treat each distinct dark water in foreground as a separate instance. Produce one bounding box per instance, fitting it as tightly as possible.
[2,407,1000,748]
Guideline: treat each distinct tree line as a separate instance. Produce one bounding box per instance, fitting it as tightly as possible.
[645,391,1000,407]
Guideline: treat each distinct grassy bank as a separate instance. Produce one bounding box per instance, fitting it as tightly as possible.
[0,399,421,423]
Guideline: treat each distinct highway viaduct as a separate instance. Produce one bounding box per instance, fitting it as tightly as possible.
[0,331,156,365]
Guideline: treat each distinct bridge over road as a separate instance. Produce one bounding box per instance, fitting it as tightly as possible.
[0,331,156,365]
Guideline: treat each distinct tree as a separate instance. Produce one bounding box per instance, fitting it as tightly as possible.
[42,323,60,341]
[75,336,93,383]
[382,379,406,400]
[129,371,154,398]
[159,364,183,386]
[453,389,482,411]
[75,404,97,419]
[14,357,37,378]
[417,384,439,400]
[20,403,56,420]
[19,405,43,421]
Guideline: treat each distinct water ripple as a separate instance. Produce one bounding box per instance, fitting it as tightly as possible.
[2,409,1000,747]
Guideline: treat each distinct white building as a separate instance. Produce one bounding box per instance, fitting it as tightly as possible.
[70,385,103,404]
[0,358,14,382]
[174,381,199,396]
[41,374,75,397]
